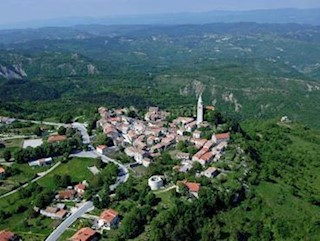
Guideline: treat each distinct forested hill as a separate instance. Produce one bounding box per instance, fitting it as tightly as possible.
[1,23,320,128]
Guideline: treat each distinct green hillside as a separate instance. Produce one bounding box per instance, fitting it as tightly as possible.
[1,23,320,128]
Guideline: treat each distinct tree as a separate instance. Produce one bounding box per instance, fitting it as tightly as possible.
[96,158,106,169]
[53,174,71,187]
[119,207,148,239]
[3,150,11,162]
[66,128,76,137]
[33,126,42,136]
[94,134,113,147]
[57,126,67,135]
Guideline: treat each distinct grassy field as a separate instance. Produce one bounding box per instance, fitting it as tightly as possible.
[0,163,50,195]
[0,157,98,239]
[0,138,23,159]
[37,157,96,189]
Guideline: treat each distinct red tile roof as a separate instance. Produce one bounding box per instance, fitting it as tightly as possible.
[200,152,214,162]
[71,227,97,241]
[75,183,86,191]
[48,135,67,142]
[58,189,76,200]
[205,106,216,111]
[96,145,107,150]
[177,180,201,193]
[0,167,5,174]
[0,230,16,241]
[185,182,201,192]
[100,209,119,224]
[215,133,230,140]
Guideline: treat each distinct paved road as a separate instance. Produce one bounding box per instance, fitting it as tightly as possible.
[154,185,177,194]
[45,201,93,241]
[97,152,129,190]
[0,162,61,199]
[71,123,90,144]
[17,119,65,127]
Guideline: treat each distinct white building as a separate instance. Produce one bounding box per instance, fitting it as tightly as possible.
[148,176,164,190]
[28,157,53,167]
[197,94,203,125]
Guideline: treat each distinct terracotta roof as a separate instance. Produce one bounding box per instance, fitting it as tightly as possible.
[185,182,200,192]
[48,135,67,142]
[0,230,16,241]
[205,106,216,111]
[71,227,97,241]
[215,133,230,140]
[200,152,214,162]
[0,167,5,174]
[177,180,201,193]
[44,207,59,214]
[55,209,67,219]
[100,209,119,224]
[58,189,76,199]
[96,145,107,150]
[75,183,86,191]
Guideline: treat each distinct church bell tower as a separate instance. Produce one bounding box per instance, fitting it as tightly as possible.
[197,93,203,125]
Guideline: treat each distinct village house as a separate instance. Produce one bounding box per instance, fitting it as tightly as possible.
[0,167,6,179]
[212,132,230,144]
[40,205,67,220]
[216,141,228,152]
[198,151,214,166]
[173,163,193,173]
[174,117,195,127]
[0,230,19,241]
[142,158,152,167]
[74,183,87,195]
[176,180,201,198]
[146,136,156,146]
[205,106,216,111]
[0,117,15,125]
[48,134,67,143]
[192,148,208,162]
[124,146,148,163]
[28,157,53,167]
[185,121,197,132]
[203,140,214,150]
[97,209,120,229]
[96,145,108,155]
[56,189,77,201]
[177,129,185,136]
[202,167,219,178]
[176,152,190,160]
[192,130,202,139]
[191,138,208,149]
[71,227,100,241]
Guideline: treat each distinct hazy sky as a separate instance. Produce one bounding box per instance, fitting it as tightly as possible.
[1,0,320,24]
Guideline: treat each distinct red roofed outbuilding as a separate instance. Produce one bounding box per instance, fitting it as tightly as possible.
[98,209,120,229]
[212,133,230,144]
[0,230,19,241]
[70,227,99,241]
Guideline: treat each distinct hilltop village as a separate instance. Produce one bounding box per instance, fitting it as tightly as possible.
[96,94,231,192]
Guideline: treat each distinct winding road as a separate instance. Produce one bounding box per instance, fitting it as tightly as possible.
[45,201,94,241]
[43,121,129,241]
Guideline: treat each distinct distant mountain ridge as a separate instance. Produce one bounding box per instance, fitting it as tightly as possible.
[1,8,320,30]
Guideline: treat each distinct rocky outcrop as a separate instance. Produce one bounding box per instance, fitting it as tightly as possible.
[0,64,27,80]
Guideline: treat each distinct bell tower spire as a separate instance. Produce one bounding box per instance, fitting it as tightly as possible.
[197,93,203,125]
